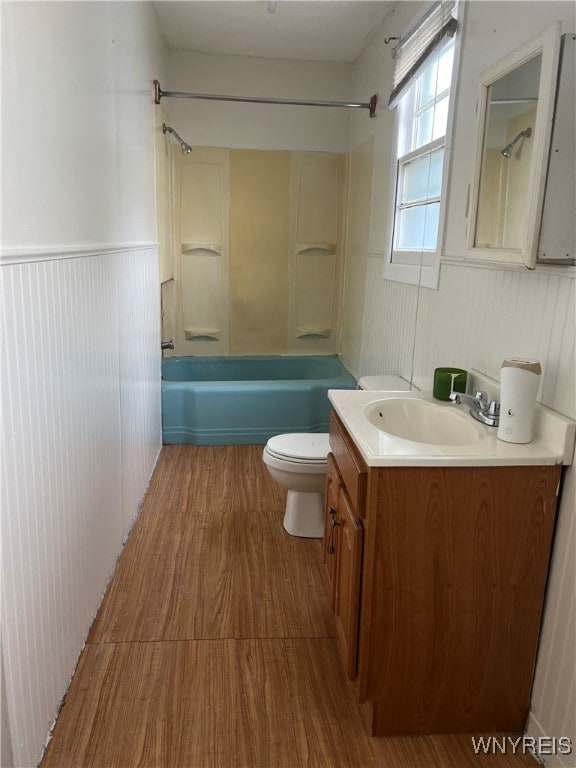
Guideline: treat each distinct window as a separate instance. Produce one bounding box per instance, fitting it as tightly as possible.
[385,1,458,287]
[391,41,454,267]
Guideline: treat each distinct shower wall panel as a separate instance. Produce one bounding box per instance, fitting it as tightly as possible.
[173,147,230,354]
[229,150,290,354]
[339,138,374,374]
[288,152,347,354]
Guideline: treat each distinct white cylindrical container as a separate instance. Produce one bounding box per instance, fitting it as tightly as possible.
[497,358,541,444]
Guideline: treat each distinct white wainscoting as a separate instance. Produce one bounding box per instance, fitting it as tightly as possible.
[356,257,575,417]
[412,263,576,419]
[1,246,161,767]
[357,254,420,383]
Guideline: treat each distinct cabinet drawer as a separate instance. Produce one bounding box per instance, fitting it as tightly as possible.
[329,412,367,515]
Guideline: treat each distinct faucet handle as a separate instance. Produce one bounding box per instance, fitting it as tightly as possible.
[486,400,500,417]
[449,389,500,426]
[449,390,488,409]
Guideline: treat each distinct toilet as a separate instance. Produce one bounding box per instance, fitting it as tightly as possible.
[262,375,412,538]
[263,433,330,537]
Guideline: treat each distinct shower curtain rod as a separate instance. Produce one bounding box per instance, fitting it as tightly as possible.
[153,80,377,117]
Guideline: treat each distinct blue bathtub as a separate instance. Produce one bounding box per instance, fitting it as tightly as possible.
[161,355,357,445]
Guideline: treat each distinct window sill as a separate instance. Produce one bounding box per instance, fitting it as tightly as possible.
[380,256,440,289]
[442,255,576,278]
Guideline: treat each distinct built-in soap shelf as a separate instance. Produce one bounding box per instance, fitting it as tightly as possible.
[184,328,221,340]
[181,243,222,255]
[293,243,337,345]
[296,327,331,338]
[181,243,224,345]
[296,243,336,255]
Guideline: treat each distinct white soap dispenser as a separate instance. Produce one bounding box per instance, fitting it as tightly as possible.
[497,358,541,444]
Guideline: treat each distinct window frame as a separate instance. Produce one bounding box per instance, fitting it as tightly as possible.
[384,20,462,290]
[392,135,446,267]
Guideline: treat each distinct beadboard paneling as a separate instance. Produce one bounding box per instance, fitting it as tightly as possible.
[352,260,575,419]
[1,246,161,768]
[412,264,576,419]
[117,250,162,532]
[357,255,419,384]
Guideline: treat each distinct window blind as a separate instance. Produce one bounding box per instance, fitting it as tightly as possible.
[388,0,457,108]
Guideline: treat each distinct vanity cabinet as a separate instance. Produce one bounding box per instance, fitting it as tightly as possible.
[324,411,562,736]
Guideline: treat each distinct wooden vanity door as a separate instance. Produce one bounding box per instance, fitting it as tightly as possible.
[323,454,342,609]
[334,488,363,680]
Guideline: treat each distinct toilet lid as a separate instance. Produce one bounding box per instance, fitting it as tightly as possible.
[266,433,330,463]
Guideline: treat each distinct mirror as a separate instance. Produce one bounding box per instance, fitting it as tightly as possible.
[467,24,561,268]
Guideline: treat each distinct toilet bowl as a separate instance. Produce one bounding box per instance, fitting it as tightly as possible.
[262,433,330,538]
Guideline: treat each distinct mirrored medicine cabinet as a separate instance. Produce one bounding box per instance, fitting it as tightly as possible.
[467,24,561,268]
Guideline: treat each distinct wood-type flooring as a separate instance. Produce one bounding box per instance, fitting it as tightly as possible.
[42,445,538,768]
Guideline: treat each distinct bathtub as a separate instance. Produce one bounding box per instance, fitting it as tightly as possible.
[161,354,357,445]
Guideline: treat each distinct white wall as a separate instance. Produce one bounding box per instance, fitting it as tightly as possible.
[0,3,165,765]
[345,2,576,764]
[165,49,353,152]
[1,2,161,251]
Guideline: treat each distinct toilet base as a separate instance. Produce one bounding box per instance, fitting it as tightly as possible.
[283,490,324,538]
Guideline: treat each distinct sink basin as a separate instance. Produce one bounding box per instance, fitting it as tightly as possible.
[364,398,485,446]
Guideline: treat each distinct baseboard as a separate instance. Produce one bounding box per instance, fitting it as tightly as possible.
[526,711,574,768]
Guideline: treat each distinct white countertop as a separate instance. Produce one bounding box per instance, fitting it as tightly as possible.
[328,387,576,468]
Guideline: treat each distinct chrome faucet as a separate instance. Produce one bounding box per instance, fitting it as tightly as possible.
[449,390,500,427]
[161,340,174,350]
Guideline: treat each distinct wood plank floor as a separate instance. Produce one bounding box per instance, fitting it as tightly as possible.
[42,445,539,768]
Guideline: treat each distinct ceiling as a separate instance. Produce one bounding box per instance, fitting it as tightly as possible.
[153,1,395,63]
